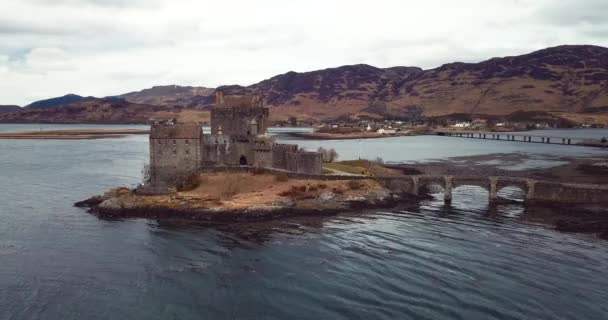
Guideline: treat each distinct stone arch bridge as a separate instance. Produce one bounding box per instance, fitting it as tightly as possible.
[201,166,608,205]
[379,175,608,205]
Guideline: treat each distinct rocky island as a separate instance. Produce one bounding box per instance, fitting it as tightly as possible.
[75,92,421,221]
[76,171,417,221]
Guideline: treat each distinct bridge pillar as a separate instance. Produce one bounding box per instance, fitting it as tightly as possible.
[489,177,498,202]
[547,138,551,143]
[411,176,419,195]
[484,134,486,139]
[562,138,565,144]
[525,180,536,201]
[568,139,571,145]
[497,134,500,140]
[444,176,453,204]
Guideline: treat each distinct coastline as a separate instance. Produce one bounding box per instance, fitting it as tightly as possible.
[0,129,149,140]
[75,172,425,222]
[283,131,412,140]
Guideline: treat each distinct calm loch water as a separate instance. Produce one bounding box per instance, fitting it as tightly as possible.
[1,125,608,319]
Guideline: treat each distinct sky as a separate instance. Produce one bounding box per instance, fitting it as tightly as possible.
[1,0,607,106]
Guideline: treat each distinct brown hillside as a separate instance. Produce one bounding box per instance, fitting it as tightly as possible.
[0,98,209,124]
[120,45,608,121]
[3,45,607,124]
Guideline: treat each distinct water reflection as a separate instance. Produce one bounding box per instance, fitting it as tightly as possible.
[3,124,608,319]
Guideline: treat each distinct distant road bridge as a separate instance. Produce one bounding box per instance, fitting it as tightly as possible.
[434,130,608,147]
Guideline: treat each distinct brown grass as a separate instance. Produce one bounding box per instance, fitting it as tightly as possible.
[166,172,386,210]
[347,180,364,190]
[275,174,290,182]
[219,176,241,198]
[176,173,203,192]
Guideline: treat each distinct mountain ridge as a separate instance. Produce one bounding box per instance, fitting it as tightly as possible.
[3,44,608,124]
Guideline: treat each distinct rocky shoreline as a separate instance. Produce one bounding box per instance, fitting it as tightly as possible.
[75,175,425,222]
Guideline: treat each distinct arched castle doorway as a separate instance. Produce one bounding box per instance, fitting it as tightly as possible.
[239,155,248,166]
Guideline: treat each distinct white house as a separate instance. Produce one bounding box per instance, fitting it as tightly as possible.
[452,122,471,128]
[377,128,397,134]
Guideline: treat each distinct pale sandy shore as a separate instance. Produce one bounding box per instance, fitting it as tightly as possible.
[0,129,149,140]
[285,131,411,140]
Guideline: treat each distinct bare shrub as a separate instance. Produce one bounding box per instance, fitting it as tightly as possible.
[275,174,289,182]
[177,173,202,191]
[252,167,265,175]
[318,147,339,163]
[278,185,315,200]
[218,174,242,198]
[318,147,328,162]
[347,180,364,190]
[328,148,338,162]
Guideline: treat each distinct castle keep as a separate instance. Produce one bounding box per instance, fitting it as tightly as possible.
[145,92,322,192]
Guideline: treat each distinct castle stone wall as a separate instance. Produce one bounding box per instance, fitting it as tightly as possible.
[295,152,323,174]
[149,123,201,185]
[272,143,298,170]
[201,134,232,165]
[285,151,323,174]
[210,107,269,136]
[253,138,273,168]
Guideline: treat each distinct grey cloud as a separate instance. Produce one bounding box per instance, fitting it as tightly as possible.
[537,0,608,26]
[0,20,73,35]
[23,0,160,8]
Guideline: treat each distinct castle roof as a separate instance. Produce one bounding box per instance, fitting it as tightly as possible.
[150,122,201,139]
[215,91,263,109]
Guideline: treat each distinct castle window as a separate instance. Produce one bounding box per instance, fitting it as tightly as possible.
[185,140,189,145]
[173,140,176,145]
[186,150,190,154]
[173,150,177,155]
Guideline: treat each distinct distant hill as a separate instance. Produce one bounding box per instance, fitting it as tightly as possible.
[24,94,90,109]
[117,45,608,123]
[3,45,608,124]
[223,45,608,121]
[0,98,209,124]
[0,105,21,113]
[117,85,215,108]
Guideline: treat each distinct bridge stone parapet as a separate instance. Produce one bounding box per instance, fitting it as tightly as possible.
[528,181,608,204]
[196,166,608,205]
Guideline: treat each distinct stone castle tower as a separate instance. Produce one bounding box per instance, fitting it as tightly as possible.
[142,91,323,194]
[210,91,269,136]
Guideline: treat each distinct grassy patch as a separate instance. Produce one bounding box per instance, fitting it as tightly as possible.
[324,162,372,176]
[338,160,403,176]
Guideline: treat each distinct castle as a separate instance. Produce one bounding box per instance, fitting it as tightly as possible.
[143,92,323,194]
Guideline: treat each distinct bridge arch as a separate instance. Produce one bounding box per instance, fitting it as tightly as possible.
[494,178,531,202]
[452,177,490,192]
